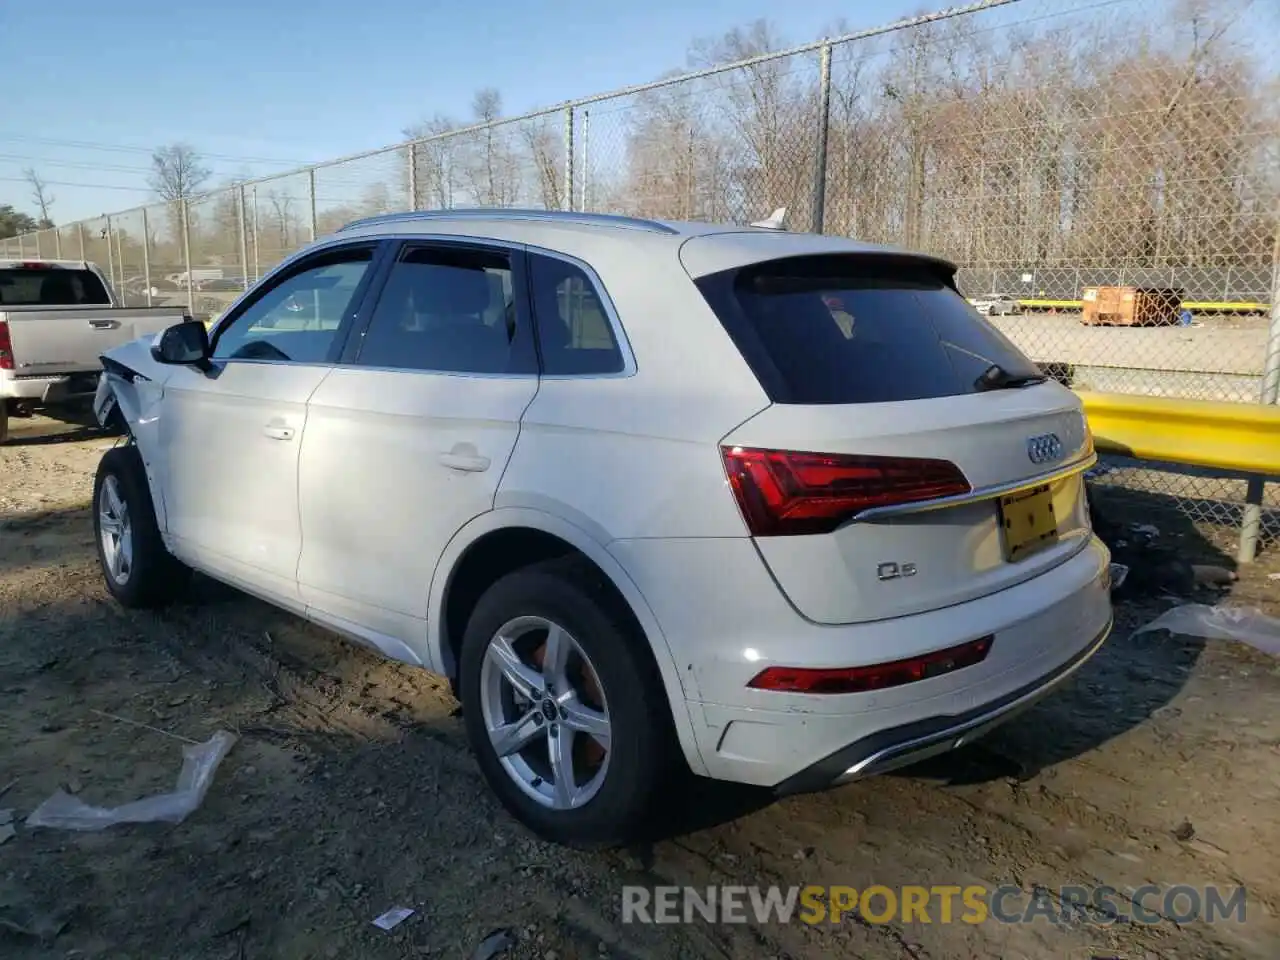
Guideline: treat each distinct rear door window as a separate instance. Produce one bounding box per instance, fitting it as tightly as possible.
[695,255,1043,405]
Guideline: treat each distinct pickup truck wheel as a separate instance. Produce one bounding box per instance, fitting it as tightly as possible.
[0,406,8,445]
[458,557,676,848]
[94,446,190,608]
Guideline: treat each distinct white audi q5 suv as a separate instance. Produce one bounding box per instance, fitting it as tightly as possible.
[92,208,1112,846]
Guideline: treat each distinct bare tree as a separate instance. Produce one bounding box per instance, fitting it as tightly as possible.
[689,20,816,223]
[461,88,519,206]
[404,114,463,209]
[522,117,563,209]
[149,143,212,201]
[267,190,296,252]
[22,168,54,226]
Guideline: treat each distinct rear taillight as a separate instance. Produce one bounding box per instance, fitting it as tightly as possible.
[721,446,970,537]
[747,635,993,694]
[0,321,12,370]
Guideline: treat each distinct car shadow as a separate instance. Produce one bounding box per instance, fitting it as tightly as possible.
[3,408,118,447]
[896,481,1225,787]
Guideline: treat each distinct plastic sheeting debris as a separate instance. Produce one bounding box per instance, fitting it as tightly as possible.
[372,907,415,931]
[25,730,236,832]
[1132,604,1280,656]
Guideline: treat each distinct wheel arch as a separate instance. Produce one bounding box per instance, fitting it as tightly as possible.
[426,507,709,777]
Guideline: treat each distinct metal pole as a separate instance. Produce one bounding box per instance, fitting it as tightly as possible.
[251,187,261,281]
[580,109,590,211]
[181,199,195,315]
[54,230,62,258]
[407,143,418,211]
[17,234,25,257]
[34,232,42,257]
[562,106,575,212]
[308,169,318,242]
[810,43,833,235]
[77,222,86,260]
[141,207,153,306]
[105,216,116,285]
[1236,224,1280,564]
[114,224,125,289]
[237,186,250,292]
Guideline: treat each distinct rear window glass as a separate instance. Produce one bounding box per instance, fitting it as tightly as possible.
[695,255,1042,405]
[0,267,111,306]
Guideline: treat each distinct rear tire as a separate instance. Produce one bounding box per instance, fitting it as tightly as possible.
[458,556,677,848]
[0,406,8,445]
[94,446,190,608]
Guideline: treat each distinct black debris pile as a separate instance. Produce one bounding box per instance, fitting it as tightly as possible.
[1085,483,1235,600]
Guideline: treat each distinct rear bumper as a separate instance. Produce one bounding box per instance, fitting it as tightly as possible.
[1,373,100,405]
[609,534,1112,786]
[773,616,1111,795]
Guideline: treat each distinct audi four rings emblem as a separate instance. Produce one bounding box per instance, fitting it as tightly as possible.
[1026,433,1065,464]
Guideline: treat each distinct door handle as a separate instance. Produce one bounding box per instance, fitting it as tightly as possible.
[88,318,120,329]
[262,424,296,441]
[438,451,490,472]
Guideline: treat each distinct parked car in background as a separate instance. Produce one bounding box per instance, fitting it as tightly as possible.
[120,276,182,304]
[0,258,189,442]
[196,277,246,293]
[969,292,1023,316]
[91,209,1112,846]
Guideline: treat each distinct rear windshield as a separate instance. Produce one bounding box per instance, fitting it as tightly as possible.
[0,267,111,307]
[695,254,1043,405]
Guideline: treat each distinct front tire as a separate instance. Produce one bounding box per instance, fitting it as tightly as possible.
[94,446,190,608]
[458,557,676,848]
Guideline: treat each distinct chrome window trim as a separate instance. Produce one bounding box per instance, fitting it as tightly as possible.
[211,232,637,380]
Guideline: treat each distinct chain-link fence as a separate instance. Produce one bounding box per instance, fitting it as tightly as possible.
[3,0,1278,550]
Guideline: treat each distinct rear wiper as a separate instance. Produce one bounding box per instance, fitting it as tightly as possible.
[974,363,1048,392]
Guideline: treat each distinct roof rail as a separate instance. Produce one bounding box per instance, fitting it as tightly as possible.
[336,208,680,235]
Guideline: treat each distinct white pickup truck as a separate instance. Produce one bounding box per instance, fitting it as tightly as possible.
[0,258,189,442]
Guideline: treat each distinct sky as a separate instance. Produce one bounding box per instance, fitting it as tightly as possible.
[4,0,926,224]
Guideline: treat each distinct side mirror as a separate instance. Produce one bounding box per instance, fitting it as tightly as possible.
[151,319,212,370]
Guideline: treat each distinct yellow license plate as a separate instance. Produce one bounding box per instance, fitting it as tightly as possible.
[999,483,1059,562]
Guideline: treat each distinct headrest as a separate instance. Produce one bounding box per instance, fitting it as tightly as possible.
[433,266,491,316]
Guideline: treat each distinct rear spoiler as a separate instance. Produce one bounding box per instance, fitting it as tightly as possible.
[678,232,956,282]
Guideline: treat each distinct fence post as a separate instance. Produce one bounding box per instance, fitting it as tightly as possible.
[1236,224,1280,564]
[77,222,86,260]
[237,186,250,292]
[580,109,590,211]
[810,43,833,235]
[251,187,261,282]
[181,199,195,315]
[35,231,43,258]
[105,216,116,286]
[141,207,153,306]
[563,106,575,212]
[113,224,125,289]
[308,169,318,242]
[54,230,62,259]
[407,142,418,211]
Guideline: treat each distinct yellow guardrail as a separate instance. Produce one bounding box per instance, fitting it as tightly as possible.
[1017,298,1269,313]
[1077,390,1280,476]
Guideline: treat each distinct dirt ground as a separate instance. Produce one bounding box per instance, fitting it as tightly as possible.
[2,415,1279,960]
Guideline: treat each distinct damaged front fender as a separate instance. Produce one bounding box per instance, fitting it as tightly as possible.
[94,337,172,509]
